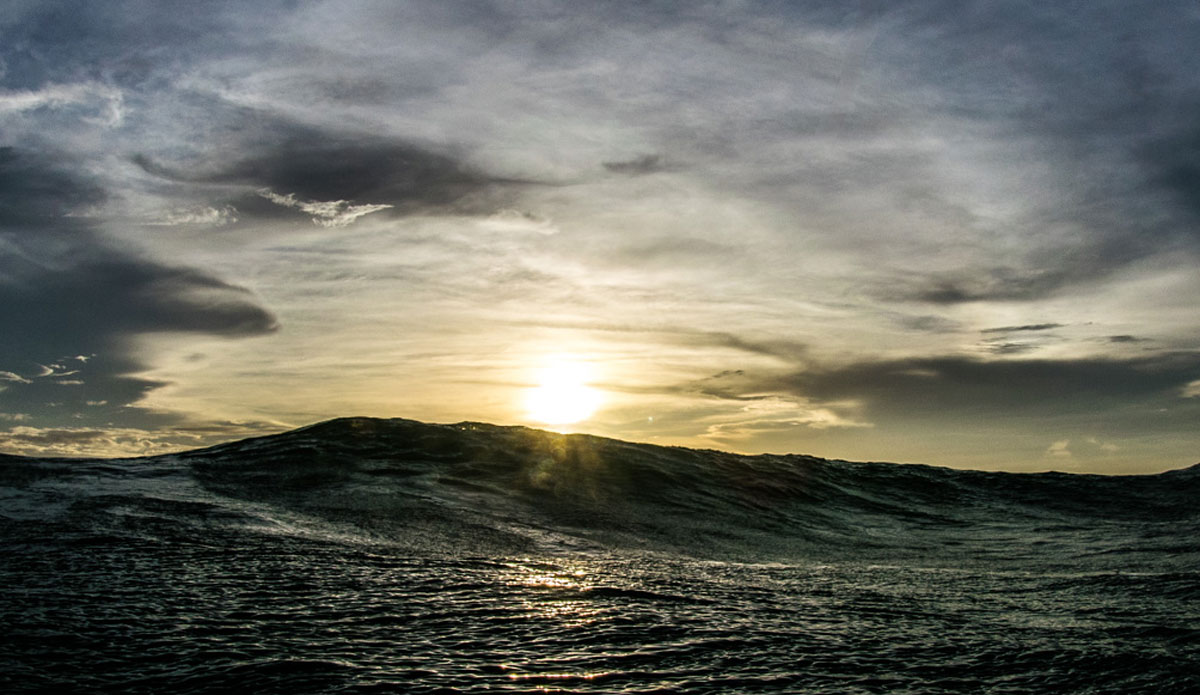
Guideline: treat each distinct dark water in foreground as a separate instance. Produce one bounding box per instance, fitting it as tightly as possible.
[2,418,1198,693]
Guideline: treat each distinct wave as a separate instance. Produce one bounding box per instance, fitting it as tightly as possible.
[179,418,1200,559]
[4,417,1198,561]
[5,417,1198,694]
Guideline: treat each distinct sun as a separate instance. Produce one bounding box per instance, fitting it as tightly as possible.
[524,358,602,425]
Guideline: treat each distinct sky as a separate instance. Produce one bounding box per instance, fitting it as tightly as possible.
[1,0,1198,472]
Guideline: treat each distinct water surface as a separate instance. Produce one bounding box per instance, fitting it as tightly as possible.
[3,418,1197,693]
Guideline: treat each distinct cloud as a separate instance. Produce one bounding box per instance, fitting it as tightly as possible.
[603,154,669,175]
[151,205,239,227]
[892,314,963,334]
[1085,437,1119,452]
[0,82,124,126]
[651,368,875,444]
[1046,440,1072,459]
[478,209,558,235]
[977,324,1065,356]
[1140,126,1200,225]
[9,258,279,337]
[258,189,392,228]
[0,146,105,222]
[756,353,1200,439]
[0,372,32,385]
[0,148,277,430]
[502,318,812,363]
[132,123,531,221]
[981,324,1063,334]
[794,4,1200,305]
[901,267,1090,305]
[699,394,872,447]
[984,342,1041,356]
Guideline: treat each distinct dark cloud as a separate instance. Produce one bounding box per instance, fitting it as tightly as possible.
[775,353,1200,424]
[897,202,1196,305]
[6,256,277,337]
[1109,335,1148,343]
[892,314,962,334]
[981,324,1063,334]
[902,266,1085,305]
[1140,126,1200,227]
[603,154,669,175]
[983,342,1039,356]
[0,147,105,223]
[976,325,1062,355]
[0,0,287,89]
[690,369,777,403]
[0,148,276,429]
[896,229,1177,302]
[697,332,808,361]
[134,120,533,221]
[833,2,1200,304]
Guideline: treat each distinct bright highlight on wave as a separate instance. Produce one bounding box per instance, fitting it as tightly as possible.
[524,358,602,425]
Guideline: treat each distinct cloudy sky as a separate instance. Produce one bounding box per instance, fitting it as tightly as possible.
[1,0,1198,472]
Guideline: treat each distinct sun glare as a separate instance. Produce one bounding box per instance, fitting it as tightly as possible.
[525,358,602,425]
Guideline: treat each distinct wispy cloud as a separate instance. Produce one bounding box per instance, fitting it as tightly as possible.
[0,82,124,126]
[151,206,239,227]
[258,189,392,228]
[981,324,1064,334]
[478,209,558,235]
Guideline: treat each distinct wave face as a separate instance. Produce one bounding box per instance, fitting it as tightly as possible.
[2,417,1198,693]
[178,417,1199,561]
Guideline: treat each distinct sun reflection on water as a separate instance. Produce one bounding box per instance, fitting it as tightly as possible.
[506,669,613,684]
[498,559,604,628]
[519,569,588,589]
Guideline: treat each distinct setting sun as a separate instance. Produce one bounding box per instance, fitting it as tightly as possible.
[524,358,602,425]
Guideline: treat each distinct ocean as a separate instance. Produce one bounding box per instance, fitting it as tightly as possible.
[2,417,1197,693]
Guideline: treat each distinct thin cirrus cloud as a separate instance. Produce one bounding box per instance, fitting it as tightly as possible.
[0,82,124,125]
[257,190,393,229]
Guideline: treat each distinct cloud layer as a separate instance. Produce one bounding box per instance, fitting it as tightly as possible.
[1,1,1198,469]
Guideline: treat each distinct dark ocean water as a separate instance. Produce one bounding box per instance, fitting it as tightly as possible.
[2,417,1197,693]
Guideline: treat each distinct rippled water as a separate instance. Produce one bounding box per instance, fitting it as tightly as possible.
[2,418,1198,693]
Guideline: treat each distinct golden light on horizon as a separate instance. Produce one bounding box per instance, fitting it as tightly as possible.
[524,357,602,425]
